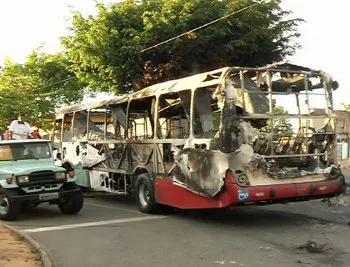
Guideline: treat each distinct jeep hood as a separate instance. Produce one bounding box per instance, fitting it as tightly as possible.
[0,160,65,176]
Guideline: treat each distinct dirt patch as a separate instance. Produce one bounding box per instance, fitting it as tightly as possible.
[0,224,41,267]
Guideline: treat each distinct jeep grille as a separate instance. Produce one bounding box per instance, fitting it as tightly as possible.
[29,170,56,182]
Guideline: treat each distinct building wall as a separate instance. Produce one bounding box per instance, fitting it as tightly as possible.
[335,110,350,161]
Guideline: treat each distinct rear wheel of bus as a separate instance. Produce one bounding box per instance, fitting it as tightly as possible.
[135,173,158,213]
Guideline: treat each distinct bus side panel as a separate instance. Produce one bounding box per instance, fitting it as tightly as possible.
[154,177,237,209]
[74,167,90,188]
[154,174,344,209]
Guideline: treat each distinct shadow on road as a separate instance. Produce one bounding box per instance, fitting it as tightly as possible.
[175,206,316,226]
[171,200,350,228]
[82,191,350,227]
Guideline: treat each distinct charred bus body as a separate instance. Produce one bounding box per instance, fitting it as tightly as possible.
[53,63,345,213]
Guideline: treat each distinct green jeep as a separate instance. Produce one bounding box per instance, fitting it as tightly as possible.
[0,139,84,221]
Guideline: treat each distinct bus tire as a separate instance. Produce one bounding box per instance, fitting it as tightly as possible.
[0,188,21,221]
[135,173,158,214]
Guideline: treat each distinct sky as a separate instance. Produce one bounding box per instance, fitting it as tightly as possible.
[0,0,348,108]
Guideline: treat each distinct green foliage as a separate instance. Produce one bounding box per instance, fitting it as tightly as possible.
[261,106,293,136]
[62,0,303,94]
[15,234,25,242]
[0,51,85,130]
[341,103,350,111]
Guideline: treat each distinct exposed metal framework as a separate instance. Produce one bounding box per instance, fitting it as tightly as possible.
[53,63,340,198]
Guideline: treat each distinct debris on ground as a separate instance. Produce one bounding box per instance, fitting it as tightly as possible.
[297,240,328,253]
[326,194,350,207]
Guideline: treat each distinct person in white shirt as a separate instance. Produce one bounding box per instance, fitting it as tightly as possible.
[9,114,34,140]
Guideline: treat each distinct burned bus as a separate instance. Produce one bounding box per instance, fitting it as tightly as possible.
[52,63,345,213]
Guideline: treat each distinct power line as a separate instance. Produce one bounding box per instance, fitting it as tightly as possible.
[30,76,76,93]
[139,0,267,53]
[0,76,77,99]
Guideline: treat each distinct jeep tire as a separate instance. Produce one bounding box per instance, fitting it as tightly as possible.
[0,188,21,221]
[58,184,84,214]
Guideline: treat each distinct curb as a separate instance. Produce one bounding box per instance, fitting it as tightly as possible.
[0,222,53,267]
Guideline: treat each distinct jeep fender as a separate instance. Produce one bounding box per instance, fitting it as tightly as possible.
[0,175,18,189]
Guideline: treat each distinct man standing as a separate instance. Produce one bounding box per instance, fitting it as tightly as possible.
[8,114,33,140]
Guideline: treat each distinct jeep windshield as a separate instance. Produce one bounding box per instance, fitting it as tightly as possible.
[0,142,51,161]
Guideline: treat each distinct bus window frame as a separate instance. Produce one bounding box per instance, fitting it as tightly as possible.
[156,90,192,140]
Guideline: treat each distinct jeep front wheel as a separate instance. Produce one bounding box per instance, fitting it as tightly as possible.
[58,186,84,214]
[0,189,21,221]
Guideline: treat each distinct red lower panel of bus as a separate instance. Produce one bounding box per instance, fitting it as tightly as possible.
[154,173,344,209]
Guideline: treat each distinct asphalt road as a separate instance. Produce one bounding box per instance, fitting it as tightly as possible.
[5,173,350,267]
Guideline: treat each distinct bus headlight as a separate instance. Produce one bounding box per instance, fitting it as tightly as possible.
[55,172,66,179]
[18,176,29,183]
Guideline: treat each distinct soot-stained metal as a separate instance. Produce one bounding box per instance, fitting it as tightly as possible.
[170,63,339,197]
[55,63,340,198]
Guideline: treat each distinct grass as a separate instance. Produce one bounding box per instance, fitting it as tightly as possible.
[15,233,43,266]
[30,248,42,262]
[15,234,25,242]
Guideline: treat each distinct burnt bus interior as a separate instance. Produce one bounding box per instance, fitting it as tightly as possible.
[53,64,340,197]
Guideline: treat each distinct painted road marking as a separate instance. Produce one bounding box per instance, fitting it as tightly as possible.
[22,215,167,233]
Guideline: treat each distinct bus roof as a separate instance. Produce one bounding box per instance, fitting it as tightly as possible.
[55,63,330,118]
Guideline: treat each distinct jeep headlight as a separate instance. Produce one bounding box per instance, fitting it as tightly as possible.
[18,176,29,183]
[55,172,66,179]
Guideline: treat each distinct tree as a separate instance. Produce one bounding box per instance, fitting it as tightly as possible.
[261,106,293,136]
[62,0,303,94]
[341,103,350,111]
[0,51,85,130]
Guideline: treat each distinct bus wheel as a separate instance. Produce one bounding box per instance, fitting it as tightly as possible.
[135,173,157,214]
[0,189,21,221]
